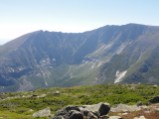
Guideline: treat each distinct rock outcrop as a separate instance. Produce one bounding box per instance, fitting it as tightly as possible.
[52,99,159,119]
[53,102,110,119]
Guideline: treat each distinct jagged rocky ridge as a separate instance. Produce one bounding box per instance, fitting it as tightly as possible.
[0,24,159,91]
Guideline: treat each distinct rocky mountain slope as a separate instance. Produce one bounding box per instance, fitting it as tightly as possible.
[0,23,159,91]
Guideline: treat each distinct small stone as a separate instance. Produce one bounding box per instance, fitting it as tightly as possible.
[155,108,159,112]
[53,91,60,96]
[38,94,46,98]
[134,116,146,119]
[100,115,109,119]
[33,107,51,117]
[109,116,122,119]
[53,116,64,119]
[153,85,158,88]
[137,101,143,107]
[87,111,98,119]
[65,105,80,111]
[31,94,38,98]
[122,112,128,115]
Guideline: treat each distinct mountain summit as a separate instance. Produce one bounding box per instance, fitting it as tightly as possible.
[0,24,159,91]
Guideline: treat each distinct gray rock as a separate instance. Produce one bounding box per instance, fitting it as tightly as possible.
[53,102,110,119]
[54,105,80,117]
[87,111,98,119]
[149,96,159,103]
[31,94,38,98]
[99,103,110,116]
[121,112,128,116]
[134,116,146,119]
[53,105,81,119]
[80,102,110,116]
[53,116,64,119]
[53,91,60,96]
[109,116,122,119]
[111,104,140,112]
[65,105,80,112]
[100,115,109,119]
[33,107,51,117]
[136,101,143,107]
[80,109,98,119]
[69,110,83,119]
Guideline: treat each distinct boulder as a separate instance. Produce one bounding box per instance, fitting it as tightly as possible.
[33,107,51,117]
[80,102,110,116]
[99,103,110,116]
[53,102,110,119]
[69,110,83,119]
[111,104,140,112]
[149,96,159,103]
[53,105,81,119]
[80,109,98,119]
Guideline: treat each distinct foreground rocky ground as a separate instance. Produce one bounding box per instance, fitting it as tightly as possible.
[52,96,159,119]
[110,103,159,119]
[1,84,159,118]
[52,103,159,119]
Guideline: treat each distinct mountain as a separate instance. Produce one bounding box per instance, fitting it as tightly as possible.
[0,23,159,91]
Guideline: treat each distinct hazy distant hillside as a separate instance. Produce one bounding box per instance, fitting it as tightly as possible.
[0,23,159,91]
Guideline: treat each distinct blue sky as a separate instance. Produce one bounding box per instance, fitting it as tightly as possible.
[0,0,159,44]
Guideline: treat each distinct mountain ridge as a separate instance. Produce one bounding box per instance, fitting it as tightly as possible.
[0,23,159,92]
